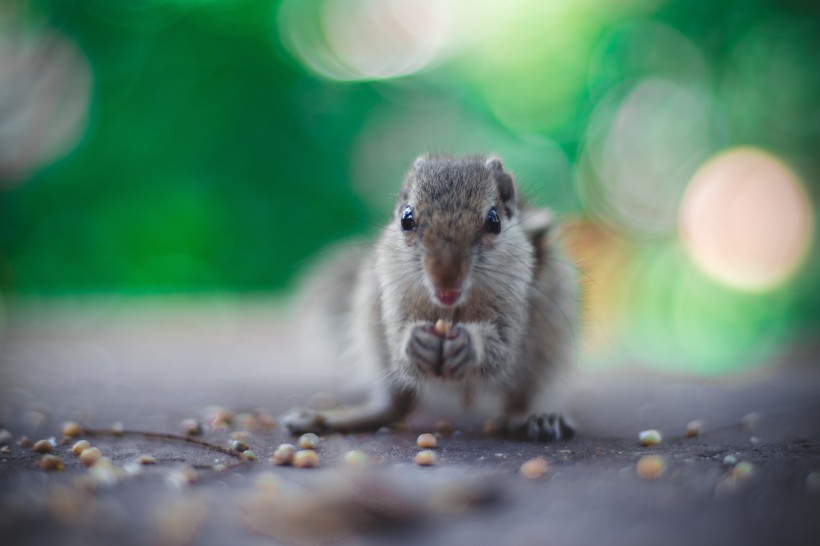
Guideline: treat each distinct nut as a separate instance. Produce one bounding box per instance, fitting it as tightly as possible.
[293,449,319,468]
[434,319,453,337]
[32,439,54,454]
[72,440,92,456]
[416,433,437,449]
[61,421,83,438]
[636,455,666,480]
[80,447,103,466]
[231,440,249,452]
[138,455,157,465]
[638,429,662,446]
[415,450,437,466]
[271,443,297,466]
[520,457,550,479]
[343,450,368,468]
[298,433,320,449]
[41,454,65,471]
[685,420,703,437]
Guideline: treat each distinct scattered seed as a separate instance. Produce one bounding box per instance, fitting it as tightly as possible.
[206,406,234,428]
[417,433,437,449]
[180,419,203,436]
[520,457,550,479]
[415,450,437,466]
[17,436,31,448]
[685,420,702,437]
[61,421,83,438]
[638,429,662,446]
[434,319,453,337]
[272,444,297,466]
[636,455,666,480]
[80,447,103,466]
[138,455,157,465]
[298,433,320,450]
[732,461,754,480]
[72,440,92,456]
[213,464,226,472]
[0,429,12,445]
[722,455,738,466]
[293,449,320,468]
[242,450,257,461]
[111,422,124,436]
[343,450,368,468]
[0,445,9,454]
[231,440,249,452]
[41,454,64,471]
[32,439,54,454]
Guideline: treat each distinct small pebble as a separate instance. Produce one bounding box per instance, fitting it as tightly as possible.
[685,420,702,437]
[72,440,92,456]
[435,319,453,337]
[293,449,319,468]
[520,457,550,479]
[298,433,320,450]
[231,440,249,452]
[61,421,83,438]
[417,433,437,449]
[638,429,662,446]
[722,455,738,466]
[41,454,65,471]
[732,461,754,480]
[271,444,296,466]
[636,455,666,480]
[415,450,437,466]
[138,455,157,465]
[180,419,203,436]
[241,450,257,461]
[343,450,368,468]
[111,422,124,436]
[80,447,103,466]
[32,439,54,454]
[18,436,31,448]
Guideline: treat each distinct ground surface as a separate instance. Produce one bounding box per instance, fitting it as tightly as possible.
[1,301,819,545]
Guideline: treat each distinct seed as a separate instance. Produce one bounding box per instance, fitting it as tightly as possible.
[685,420,702,437]
[61,421,83,438]
[80,447,103,466]
[111,422,124,436]
[520,457,550,479]
[138,455,157,465]
[417,433,437,449]
[293,449,319,468]
[17,436,31,448]
[638,429,662,446]
[415,450,437,466]
[435,319,453,337]
[271,443,297,465]
[298,433,320,449]
[205,406,233,428]
[72,440,92,456]
[231,440,249,452]
[0,446,9,454]
[732,461,754,480]
[180,419,203,436]
[242,450,257,461]
[343,450,368,468]
[636,455,666,480]
[41,455,65,471]
[722,455,738,466]
[32,439,54,454]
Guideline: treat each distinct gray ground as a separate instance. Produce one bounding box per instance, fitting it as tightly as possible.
[1,300,819,546]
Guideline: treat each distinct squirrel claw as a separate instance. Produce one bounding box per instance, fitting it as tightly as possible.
[281,406,327,436]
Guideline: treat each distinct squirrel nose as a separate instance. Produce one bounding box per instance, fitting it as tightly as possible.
[435,288,461,306]
[425,246,466,305]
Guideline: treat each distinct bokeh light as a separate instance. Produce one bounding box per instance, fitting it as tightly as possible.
[679,147,814,292]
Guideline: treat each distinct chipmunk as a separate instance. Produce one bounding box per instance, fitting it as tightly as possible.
[283,154,577,441]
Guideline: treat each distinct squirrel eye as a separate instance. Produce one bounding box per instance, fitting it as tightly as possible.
[401,206,416,231]
[485,207,501,234]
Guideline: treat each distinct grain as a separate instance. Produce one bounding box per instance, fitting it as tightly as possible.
[32,439,54,453]
[638,429,662,446]
[520,457,550,479]
[293,449,320,468]
[685,420,702,437]
[80,447,103,466]
[434,319,453,337]
[72,440,91,456]
[41,454,65,471]
[62,421,83,438]
[271,444,297,466]
[298,433,320,450]
[636,455,666,480]
[415,450,437,466]
[416,433,437,449]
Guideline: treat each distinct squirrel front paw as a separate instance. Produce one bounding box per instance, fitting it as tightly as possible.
[281,406,327,435]
[405,322,443,376]
[440,324,476,379]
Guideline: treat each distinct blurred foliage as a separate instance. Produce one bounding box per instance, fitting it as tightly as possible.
[0,0,818,373]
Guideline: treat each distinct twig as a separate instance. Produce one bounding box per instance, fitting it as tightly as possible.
[83,427,244,460]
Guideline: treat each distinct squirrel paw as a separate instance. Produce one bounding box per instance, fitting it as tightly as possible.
[440,324,476,379]
[281,407,327,436]
[508,412,575,442]
[405,323,443,376]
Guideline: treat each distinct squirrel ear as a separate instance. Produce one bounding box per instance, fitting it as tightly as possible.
[485,156,516,217]
[521,208,553,237]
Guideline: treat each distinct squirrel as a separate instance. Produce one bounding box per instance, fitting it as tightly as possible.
[283,154,577,441]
